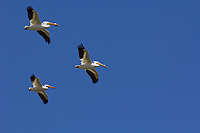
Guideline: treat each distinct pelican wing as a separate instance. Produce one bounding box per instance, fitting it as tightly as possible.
[27,5,41,25]
[85,69,99,84]
[30,74,42,87]
[78,43,92,64]
[37,29,50,44]
[37,90,48,104]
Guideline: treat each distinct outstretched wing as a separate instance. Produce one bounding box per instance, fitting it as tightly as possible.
[27,5,41,25]
[37,91,48,104]
[85,69,99,84]
[30,74,42,87]
[37,29,50,44]
[77,43,92,64]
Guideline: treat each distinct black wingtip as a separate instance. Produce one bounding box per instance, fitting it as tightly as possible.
[46,39,50,44]
[47,39,50,44]
[30,74,35,78]
[43,100,48,104]
[38,93,48,104]
[36,30,51,44]
[26,5,33,10]
[77,43,84,49]
[86,70,99,84]
[30,74,36,82]
[92,79,99,84]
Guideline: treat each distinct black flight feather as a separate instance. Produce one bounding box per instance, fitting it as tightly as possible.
[86,70,98,84]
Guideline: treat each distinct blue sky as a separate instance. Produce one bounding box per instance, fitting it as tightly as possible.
[1,0,200,132]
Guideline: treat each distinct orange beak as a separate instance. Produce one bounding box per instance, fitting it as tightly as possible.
[98,62,108,68]
[48,22,60,26]
[47,85,56,89]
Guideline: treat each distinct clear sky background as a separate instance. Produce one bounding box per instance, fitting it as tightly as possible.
[0,0,200,133]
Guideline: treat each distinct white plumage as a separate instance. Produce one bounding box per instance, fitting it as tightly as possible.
[29,74,56,104]
[24,5,60,44]
[75,43,108,84]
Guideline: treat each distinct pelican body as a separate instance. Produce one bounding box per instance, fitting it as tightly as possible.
[29,74,56,104]
[25,22,50,31]
[76,61,102,69]
[24,5,60,44]
[75,43,108,84]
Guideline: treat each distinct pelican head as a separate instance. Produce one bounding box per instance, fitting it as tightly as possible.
[93,61,108,68]
[43,21,60,26]
[44,84,56,89]
[24,26,29,30]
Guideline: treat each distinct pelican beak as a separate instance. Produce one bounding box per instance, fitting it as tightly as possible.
[47,85,56,89]
[98,62,108,68]
[48,22,60,26]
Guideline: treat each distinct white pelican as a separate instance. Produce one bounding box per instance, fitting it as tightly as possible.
[24,5,60,44]
[29,74,56,104]
[75,43,108,84]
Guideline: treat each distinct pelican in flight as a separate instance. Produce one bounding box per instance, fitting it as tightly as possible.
[24,5,60,44]
[29,74,56,104]
[75,43,108,84]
